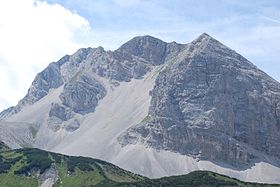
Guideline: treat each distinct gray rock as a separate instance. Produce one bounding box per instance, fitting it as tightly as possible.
[117,35,167,65]
[119,33,280,167]
[47,116,63,132]
[60,47,93,82]
[0,107,16,120]
[0,36,184,121]
[49,103,72,121]
[65,119,80,132]
[38,164,58,187]
[20,62,64,106]
[60,75,106,115]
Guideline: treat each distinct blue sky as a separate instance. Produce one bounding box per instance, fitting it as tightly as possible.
[0,0,279,111]
[46,0,280,77]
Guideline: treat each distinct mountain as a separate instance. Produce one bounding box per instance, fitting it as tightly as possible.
[119,33,280,166]
[0,33,280,184]
[0,141,278,187]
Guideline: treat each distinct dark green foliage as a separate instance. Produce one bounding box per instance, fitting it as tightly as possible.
[14,148,52,175]
[0,162,12,174]
[144,170,237,186]
[0,154,22,174]
[50,152,63,164]
[67,156,95,172]
[111,171,280,187]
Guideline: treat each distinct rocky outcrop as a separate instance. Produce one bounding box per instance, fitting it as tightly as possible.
[119,33,280,167]
[117,35,168,65]
[0,107,16,120]
[19,62,64,107]
[49,103,72,121]
[38,164,59,187]
[60,75,106,115]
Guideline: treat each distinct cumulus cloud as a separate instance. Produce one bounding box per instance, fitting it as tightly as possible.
[0,0,91,111]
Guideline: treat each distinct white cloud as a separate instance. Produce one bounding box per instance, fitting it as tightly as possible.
[262,16,280,24]
[0,0,91,111]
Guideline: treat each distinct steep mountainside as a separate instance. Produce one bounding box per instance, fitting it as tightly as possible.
[0,33,280,183]
[0,142,278,187]
[119,33,280,166]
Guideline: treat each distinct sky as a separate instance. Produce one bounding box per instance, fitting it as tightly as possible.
[0,0,279,111]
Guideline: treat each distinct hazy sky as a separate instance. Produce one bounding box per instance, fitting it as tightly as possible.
[0,0,279,111]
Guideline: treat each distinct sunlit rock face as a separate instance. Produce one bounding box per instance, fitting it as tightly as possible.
[119,33,280,167]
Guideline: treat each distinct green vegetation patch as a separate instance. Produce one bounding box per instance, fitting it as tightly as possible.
[127,171,280,187]
[66,156,95,173]
[14,149,52,175]
[102,163,145,183]
[54,167,104,187]
[0,155,22,174]
[0,174,38,187]
[141,115,151,123]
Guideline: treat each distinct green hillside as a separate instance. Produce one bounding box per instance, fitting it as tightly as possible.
[125,171,280,187]
[0,142,279,187]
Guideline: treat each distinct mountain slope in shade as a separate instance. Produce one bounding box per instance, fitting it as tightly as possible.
[0,33,280,183]
[0,142,278,187]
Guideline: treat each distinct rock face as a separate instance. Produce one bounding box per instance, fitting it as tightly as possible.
[49,103,72,122]
[1,33,280,182]
[119,33,280,167]
[60,75,106,115]
[19,63,64,110]
[117,35,167,65]
[0,35,183,121]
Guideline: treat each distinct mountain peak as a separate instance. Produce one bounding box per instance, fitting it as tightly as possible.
[118,35,166,52]
[117,35,167,65]
[187,32,256,69]
[198,32,211,38]
[124,35,165,44]
[191,32,217,46]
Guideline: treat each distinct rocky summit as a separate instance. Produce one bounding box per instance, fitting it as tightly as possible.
[0,33,280,184]
[119,33,280,167]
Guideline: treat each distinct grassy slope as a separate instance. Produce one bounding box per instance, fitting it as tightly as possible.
[129,171,280,187]
[0,142,279,187]
[0,141,144,187]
